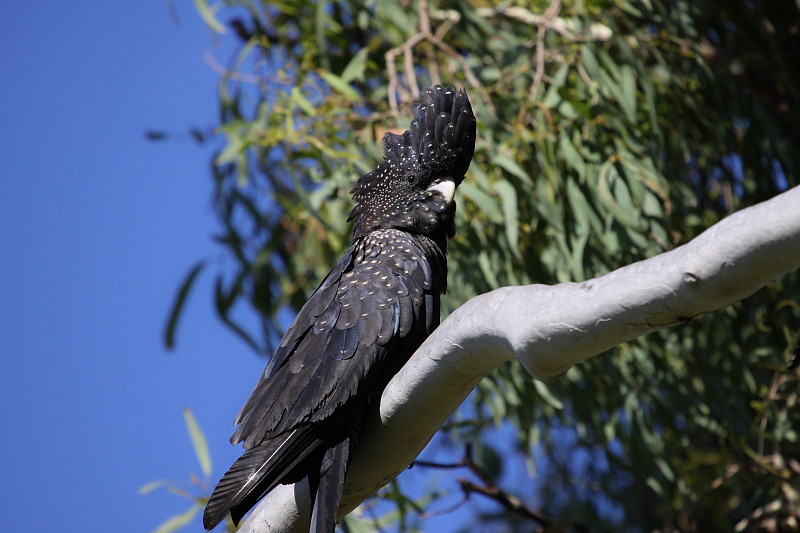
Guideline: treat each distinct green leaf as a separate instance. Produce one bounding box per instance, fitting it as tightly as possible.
[319,70,360,100]
[315,0,331,71]
[494,181,520,257]
[340,515,381,533]
[477,250,501,289]
[466,159,491,189]
[376,0,415,37]
[192,0,226,33]
[612,171,639,221]
[214,293,265,353]
[137,479,171,495]
[533,380,564,410]
[492,154,532,184]
[560,132,585,179]
[152,504,200,533]
[645,477,665,497]
[596,162,642,230]
[542,62,570,107]
[569,233,589,281]
[460,182,502,223]
[164,261,205,349]
[341,48,368,83]
[620,65,637,122]
[182,407,212,478]
[290,87,316,116]
[655,458,675,482]
[565,178,590,234]
[215,126,245,166]
[580,44,601,80]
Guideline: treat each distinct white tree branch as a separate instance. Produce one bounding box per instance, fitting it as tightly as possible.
[238,185,800,533]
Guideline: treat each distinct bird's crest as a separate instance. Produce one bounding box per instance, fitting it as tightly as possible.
[382,85,476,181]
[349,85,476,234]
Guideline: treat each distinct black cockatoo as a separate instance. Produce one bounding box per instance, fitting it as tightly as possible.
[203,85,477,532]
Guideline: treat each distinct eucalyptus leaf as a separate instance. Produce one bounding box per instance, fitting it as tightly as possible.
[494,180,520,257]
[319,71,360,100]
[192,0,226,33]
[152,505,200,533]
[182,407,212,478]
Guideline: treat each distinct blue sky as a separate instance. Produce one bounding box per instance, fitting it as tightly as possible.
[0,2,265,531]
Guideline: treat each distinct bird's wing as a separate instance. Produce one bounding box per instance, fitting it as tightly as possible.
[231,228,439,449]
[203,230,439,529]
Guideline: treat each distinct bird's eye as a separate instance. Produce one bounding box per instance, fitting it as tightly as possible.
[406,175,417,185]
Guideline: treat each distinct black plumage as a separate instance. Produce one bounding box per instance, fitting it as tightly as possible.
[203,85,476,532]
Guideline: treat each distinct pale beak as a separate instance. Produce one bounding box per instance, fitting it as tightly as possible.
[427,177,456,205]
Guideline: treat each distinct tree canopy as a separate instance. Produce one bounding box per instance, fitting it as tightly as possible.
[164,1,800,531]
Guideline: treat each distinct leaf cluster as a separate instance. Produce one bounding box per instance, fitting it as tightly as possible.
[165,0,800,530]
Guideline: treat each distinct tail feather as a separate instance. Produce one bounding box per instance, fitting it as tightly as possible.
[309,437,351,533]
[203,428,322,530]
[203,446,274,529]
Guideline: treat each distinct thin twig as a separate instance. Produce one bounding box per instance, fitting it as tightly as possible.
[457,479,553,527]
[417,494,470,520]
[472,6,612,42]
[427,34,495,115]
[384,0,495,116]
[413,445,570,529]
[418,0,431,35]
[426,48,442,87]
[576,62,599,105]
[204,52,268,85]
[386,33,426,115]
[412,459,466,469]
[404,45,421,102]
[529,0,562,104]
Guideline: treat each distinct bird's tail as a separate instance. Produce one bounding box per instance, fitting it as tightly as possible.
[308,436,352,533]
[203,428,321,530]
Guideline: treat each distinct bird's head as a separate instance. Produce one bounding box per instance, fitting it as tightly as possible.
[349,85,476,239]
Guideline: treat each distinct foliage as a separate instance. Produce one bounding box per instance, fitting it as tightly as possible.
[164,0,800,531]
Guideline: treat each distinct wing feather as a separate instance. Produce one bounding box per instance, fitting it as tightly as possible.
[359,297,382,348]
[396,286,414,337]
[330,320,362,360]
[336,292,361,329]
[215,231,442,529]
